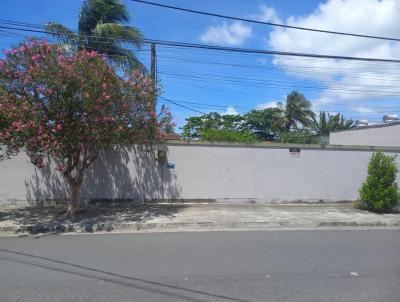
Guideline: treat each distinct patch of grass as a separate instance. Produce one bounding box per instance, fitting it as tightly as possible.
[353,200,367,210]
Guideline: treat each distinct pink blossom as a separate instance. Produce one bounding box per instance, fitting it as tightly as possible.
[87,50,97,58]
[31,54,41,61]
[56,165,67,172]
[3,49,10,55]
[38,126,44,136]
[94,105,101,111]
[104,95,111,100]
[34,158,45,168]
[56,124,62,131]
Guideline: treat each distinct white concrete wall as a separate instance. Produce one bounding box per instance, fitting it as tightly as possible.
[329,124,400,147]
[0,144,399,205]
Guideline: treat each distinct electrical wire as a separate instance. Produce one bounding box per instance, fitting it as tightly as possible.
[0,19,399,119]
[158,96,207,114]
[1,21,400,63]
[130,0,400,42]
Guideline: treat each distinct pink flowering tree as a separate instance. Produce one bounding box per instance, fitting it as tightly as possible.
[0,39,172,215]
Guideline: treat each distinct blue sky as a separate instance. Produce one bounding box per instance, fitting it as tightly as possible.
[1,0,400,130]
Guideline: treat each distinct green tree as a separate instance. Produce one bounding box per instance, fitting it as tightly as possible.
[311,111,354,135]
[283,91,315,131]
[201,129,255,143]
[276,129,318,144]
[0,88,7,129]
[0,40,171,215]
[181,116,203,139]
[242,107,285,140]
[359,152,399,212]
[46,0,142,70]
[181,112,243,140]
[159,105,176,134]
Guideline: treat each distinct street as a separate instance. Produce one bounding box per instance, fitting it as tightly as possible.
[0,230,399,302]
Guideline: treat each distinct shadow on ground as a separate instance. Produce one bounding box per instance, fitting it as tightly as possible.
[0,204,187,226]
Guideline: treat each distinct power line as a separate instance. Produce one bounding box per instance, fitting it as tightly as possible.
[166,79,400,111]
[143,39,400,63]
[157,66,400,91]
[158,98,400,115]
[1,21,400,63]
[130,0,400,42]
[0,20,398,117]
[158,71,400,96]
[158,96,206,114]
[156,55,400,81]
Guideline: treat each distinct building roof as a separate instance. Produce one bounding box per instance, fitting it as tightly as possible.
[162,132,182,140]
[331,121,400,133]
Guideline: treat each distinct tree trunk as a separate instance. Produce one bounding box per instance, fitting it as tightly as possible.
[66,179,82,216]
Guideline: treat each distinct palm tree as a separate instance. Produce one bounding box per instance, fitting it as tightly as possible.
[311,111,354,135]
[46,0,142,70]
[282,91,315,131]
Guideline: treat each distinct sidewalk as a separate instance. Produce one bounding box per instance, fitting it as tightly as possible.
[0,203,399,235]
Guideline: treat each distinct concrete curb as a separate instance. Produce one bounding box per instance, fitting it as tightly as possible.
[1,219,400,235]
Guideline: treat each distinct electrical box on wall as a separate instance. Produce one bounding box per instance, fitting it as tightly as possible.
[157,150,167,164]
[167,163,175,169]
[289,148,301,157]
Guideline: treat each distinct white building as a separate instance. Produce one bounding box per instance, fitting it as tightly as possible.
[329,122,400,147]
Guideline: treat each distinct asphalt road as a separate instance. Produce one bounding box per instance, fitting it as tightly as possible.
[0,230,399,302]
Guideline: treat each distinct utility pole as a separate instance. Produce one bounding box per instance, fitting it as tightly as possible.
[150,42,157,110]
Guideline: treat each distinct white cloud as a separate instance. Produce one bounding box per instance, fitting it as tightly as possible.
[256,101,279,109]
[256,58,269,65]
[223,106,238,115]
[310,96,335,113]
[350,105,375,114]
[267,0,400,102]
[258,4,281,23]
[200,21,252,46]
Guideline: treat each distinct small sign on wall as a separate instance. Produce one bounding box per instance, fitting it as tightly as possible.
[166,163,175,169]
